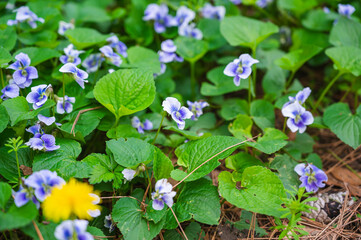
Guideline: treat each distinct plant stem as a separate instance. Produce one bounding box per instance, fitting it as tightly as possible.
[190,61,196,100]
[15,150,21,183]
[282,118,287,133]
[285,70,295,89]
[248,76,252,108]
[313,71,343,111]
[62,73,66,110]
[170,207,188,240]
[251,46,257,98]
[152,111,166,145]
[0,68,5,89]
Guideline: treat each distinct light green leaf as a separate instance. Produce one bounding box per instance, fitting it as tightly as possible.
[171,136,241,182]
[218,166,286,217]
[64,2,111,23]
[127,46,161,73]
[225,152,264,173]
[0,47,12,65]
[325,46,361,76]
[65,27,110,49]
[175,37,208,63]
[14,47,60,66]
[277,0,318,15]
[229,114,253,140]
[247,128,288,154]
[270,155,300,192]
[0,105,9,133]
[302,10,333,32]
[21,222,57,240]
[18,31,58,48]
[330,18,361,48]
[106,124,140,139]
[112,198,164,240]
[220,16,279,49]
[220,99,249,121]
[153,147,174,180]
[201,66,249,96]
[291,29,329,51]
[250,100,275,130]
[0,182,11,209]
[0,202,38,231]
[323,103,361,149]
[198,18,226,50]
[0,28,17,51]
[163,126,211,140]
[93,69,155,121]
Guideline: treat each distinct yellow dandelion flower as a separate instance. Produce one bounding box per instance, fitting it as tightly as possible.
[42,178,101,222]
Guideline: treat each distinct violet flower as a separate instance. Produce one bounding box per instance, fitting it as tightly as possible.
[1,84,19,100]
[151,179,177,210]
[282,102,314,134]
[100,46,122,67]
[294,163,328,192]
[24,170,65,201]
[13,184,40,208]
[82,53,104,73]
[104,214,116,233]
[230,0,242,4]
[7,53,38,88]
[224,54,259,86]
[38,114,56,126]
[56,95,75,114]
[122,169,137,182]
[107,36,128,58]
[7,6,44,28]
[26,84,51,110]
[58,21,74,35]
[175,6,195,27]
[201,3,226,20]
[162,97,193,130]
[131,116,153,134]
[178,23,203,40]
[187,100,209,120]
[59,63,88,89]
[338,4,355,18]
[256,0,273,8]
[158,40,183,63]
[54,220,93,240]
[26,134,60,151]
[59,44,84,66]
[282,87,311,109]
[26,124,43,137]
[143,4,176,33]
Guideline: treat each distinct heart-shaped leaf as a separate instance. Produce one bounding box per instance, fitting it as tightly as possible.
[325,46,361,77]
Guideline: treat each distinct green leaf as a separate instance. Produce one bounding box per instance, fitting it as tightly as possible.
[153,147,174,180]
[330,18,361,48]
[32,139,82,179]
[270,155,300,192]
[64,2,111,23]
[0,147,30,182]
[65,27,110,49]
[250,100,275,130]
[225,152,264,173]
[112,198,164,240]
[0,105,9,133]
[144,200,168,224]
[286,133,315,154]
[163,126,211,140]
[175,37,208,62]
[291,29,329,51]
[275,45,323,72]
[0,28,17,51]
[218,166,286,217]
[106,138,154,167]
[220,16,279,49]
[164,222,205,240]
[171,136,240,182]
[93,69,155,121]
[0,202,38,231]
[2,97,55,126]
[231,211,267,236]
[0,47,12,65]
[302,10,333,32]
[325,46,361,76]
[247,128,288,154]
[201,66,249,96]
[106,124,140,139]
[127,46,161,73]
[323,103,361,149]
[229,114,253,140]
[220,99,249,121]
[277,0,318,15]
[18,31,58,48]
[21,222,57,240]
[198,18,226,50]
[0,182,11,209]
[14,47,60,66]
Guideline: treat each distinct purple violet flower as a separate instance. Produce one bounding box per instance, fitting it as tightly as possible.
[158,40,183,63]
[294,163,328,192]
[38,114,56,126]
[178,23,203,40]
[104,214,116,233]
[54,220,93,240]
[107,35,128,58]
[13,184,40,208]
[151,179,177,210]
[7,53,38,87]
[162,97,193,130]
[131,116,153,134]
[201,3,226,20]
[281,102,314,134]
[230,0,242,4]
[26,124,43,137]
[58,21,74,35]
[223,54,259,86]
[100,46,122,67]
[122,169,137,182]
[187,100,209,120]
[59,63,88,89]
[56,95,75,114]
[143,4,176,33]
[323,7,330,14]
[256,0,273,8]
[282,87,311,109]
[175,6,195,27]
[82,53,104,73]
[59,44,84,66]
[338,4,355,18]
[25,134,60,151]
[1,84,19,100]
[7,6,44,28]
[24,170,65,201]
[26,84,51,110]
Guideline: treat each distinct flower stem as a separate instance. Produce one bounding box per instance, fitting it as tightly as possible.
[282,118,287,133]
[248,76,252,107]
[313,71,343,112]
[15,149,21,183]
[62,73,66,110]
[0,68,5,89]
[152,111,166,145]
[285,70,296,89]
[251,46,257,98]
[190,61,196,100]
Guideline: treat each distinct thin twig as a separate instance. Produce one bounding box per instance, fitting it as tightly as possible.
[32,220,44,240]
[71,106,103,136]
[172,135,260,189]
[93,236,116,239]
[170,207,188,240]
